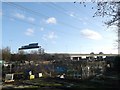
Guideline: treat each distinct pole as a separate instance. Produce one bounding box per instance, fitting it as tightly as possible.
[118,2,120,54]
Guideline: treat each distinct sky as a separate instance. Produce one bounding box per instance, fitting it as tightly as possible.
[1,1,118,54]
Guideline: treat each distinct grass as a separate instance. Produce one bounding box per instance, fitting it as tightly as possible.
[22,78,63,87]
[2,76,120,90]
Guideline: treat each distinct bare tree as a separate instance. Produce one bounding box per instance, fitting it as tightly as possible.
[2,47,11,61]
[17,50,27,62]
[92,2,120,27]
[28,50,39,61]
[74,1,120,53]
[92,1,120,54]
[74,1,120,26]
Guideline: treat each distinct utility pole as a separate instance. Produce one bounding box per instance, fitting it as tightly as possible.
[118,2,120,54]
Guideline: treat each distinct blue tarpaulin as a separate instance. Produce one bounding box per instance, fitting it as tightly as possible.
[55,66,67,73]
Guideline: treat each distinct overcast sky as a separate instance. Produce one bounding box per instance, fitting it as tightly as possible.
[1,2,118,54]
